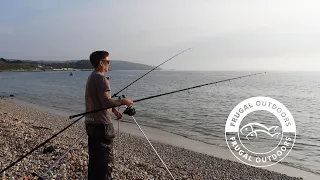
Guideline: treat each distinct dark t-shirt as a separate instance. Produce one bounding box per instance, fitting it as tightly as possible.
[85,71,112,124]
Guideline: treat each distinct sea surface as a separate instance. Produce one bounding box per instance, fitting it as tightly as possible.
[1,70,320,175]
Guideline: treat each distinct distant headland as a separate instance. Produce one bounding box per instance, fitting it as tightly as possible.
[0,58,161,71]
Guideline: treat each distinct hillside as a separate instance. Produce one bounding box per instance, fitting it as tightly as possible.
[0,58,38,71]
[0,58,161,71]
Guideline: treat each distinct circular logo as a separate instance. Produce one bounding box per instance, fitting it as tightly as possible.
[225,96,296,167]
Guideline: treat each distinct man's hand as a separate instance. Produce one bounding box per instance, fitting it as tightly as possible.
[121,98,133,106]
[112,108,122,120]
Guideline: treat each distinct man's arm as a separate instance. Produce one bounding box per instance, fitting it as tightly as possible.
[97,76,133,107]
[104,96,126,107]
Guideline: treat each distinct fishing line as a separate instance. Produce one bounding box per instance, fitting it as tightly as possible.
[38,107,175,179]
[133,72,265,103]
[126,106,175,179]
[69,72,265,120]
[0,115,84,174]
[35,107,124,179]
[38,132,86,179]
[112,48,191,98]
[0,71,265,175]
[0,48,191,174]
[117,100,121,159]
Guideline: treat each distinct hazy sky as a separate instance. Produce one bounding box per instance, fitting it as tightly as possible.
[1,0,320,70]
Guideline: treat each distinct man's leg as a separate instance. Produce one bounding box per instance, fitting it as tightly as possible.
[100,124,115,179]
[87,135,99,180]
[86,124,115,180]
[99,137,114,179]
[86,125,100,180]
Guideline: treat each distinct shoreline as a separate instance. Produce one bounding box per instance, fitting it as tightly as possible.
[0,69,92,72]
[0,69,161,72]
[9,97,320,177]
[0,99,319,179]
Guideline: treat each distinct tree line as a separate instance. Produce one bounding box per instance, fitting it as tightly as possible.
[0,58,38,71]
[0,58,158,71]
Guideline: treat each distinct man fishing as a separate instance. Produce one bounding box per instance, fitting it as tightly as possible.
[0,48,264,179]
[85,50,133,180]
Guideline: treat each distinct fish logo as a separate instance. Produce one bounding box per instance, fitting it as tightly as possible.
[225,96,296,167]
[240,122,280,141]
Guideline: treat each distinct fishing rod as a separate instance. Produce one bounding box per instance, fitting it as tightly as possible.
[69,72,266,119]
[32,72,265,179]
[112,48,191,98]
[39,105,176,179]
[0,48,191,175]
[34,47,192,178]
[133,72,266,103]
[30,49,193,179]
[0,71,265,176]
[125,106,175,179]
[38,132,86,179]
[0,115,83,174]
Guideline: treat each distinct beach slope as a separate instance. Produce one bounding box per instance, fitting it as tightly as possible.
[0,99,309,179]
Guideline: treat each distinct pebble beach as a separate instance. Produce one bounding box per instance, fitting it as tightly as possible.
[0,98,304,180]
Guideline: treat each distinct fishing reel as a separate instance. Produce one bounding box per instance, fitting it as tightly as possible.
[117,95,136,116]
[123,106,136,116]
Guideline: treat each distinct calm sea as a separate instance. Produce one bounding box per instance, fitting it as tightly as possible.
[1,70,320,175]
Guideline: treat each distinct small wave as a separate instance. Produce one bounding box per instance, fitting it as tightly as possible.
[306,136,320,142]
[294,141,320,148]
[278,160,320,175]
